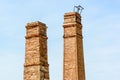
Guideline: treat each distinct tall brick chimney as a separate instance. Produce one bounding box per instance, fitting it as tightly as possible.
[63,12,85,80]
[24,21,49,80]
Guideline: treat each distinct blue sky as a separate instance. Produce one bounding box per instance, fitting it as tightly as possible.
[0,0,120,80]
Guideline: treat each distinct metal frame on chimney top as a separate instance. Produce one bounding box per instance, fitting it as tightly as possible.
[74,5,84,14]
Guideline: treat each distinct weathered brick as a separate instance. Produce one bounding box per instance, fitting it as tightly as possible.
[63,12,85,80]
[24,21,49,80]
